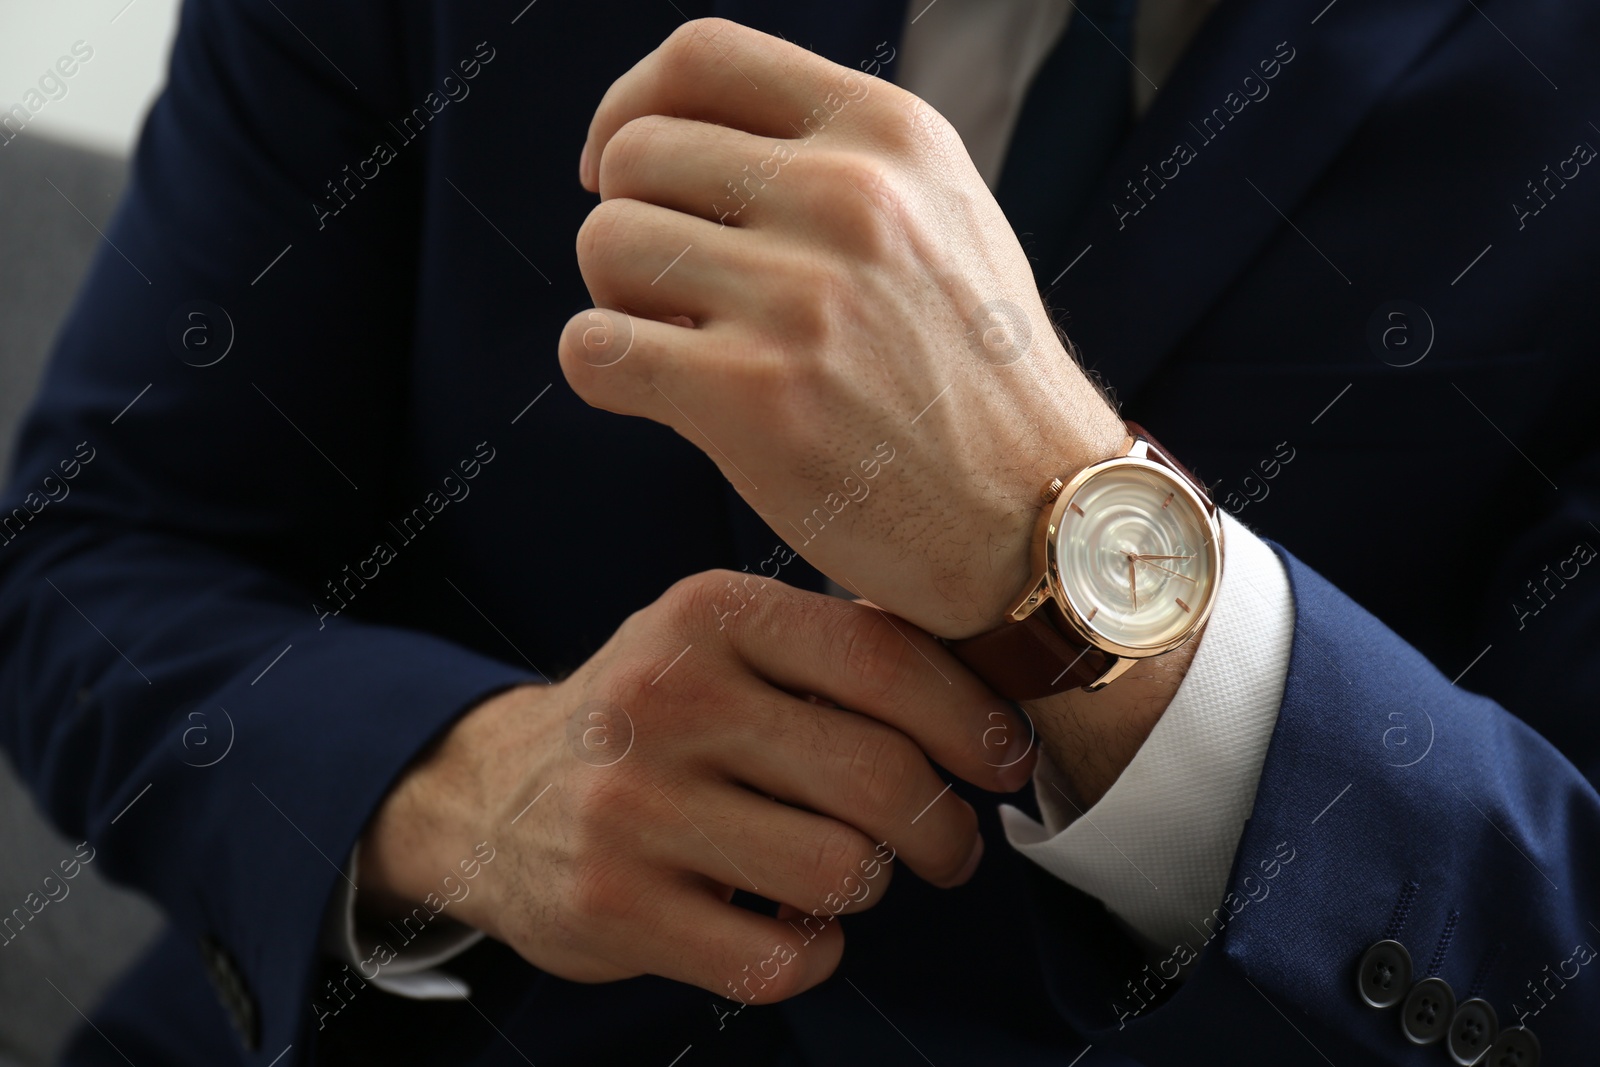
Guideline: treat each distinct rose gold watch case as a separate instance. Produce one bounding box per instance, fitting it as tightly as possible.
[1007,437,1225,680]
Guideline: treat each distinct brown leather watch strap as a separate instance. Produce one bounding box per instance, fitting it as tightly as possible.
[1125,421,1201,487]
[950,609,1107,701]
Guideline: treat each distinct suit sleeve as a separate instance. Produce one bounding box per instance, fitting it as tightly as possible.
[1025,493,1600,1063]
[0,0,533,1060]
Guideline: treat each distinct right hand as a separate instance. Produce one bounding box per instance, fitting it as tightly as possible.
[358,570,1036,1004]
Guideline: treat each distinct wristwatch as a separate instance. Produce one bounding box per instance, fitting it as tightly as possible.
[950,422,1223,700]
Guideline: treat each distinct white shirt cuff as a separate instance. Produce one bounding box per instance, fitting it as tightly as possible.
[322,842,480,999]
[1000,509,1295,955]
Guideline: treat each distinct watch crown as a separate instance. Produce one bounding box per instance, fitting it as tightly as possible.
[1041,477,1065,503]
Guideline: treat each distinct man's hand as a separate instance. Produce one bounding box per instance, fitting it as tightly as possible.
[358,572,1035,1003]
[559,19,1127,641]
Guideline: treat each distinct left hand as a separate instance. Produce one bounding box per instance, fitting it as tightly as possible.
[560,18,1126,640]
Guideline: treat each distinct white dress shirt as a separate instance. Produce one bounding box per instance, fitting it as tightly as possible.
[330,0,1293,996]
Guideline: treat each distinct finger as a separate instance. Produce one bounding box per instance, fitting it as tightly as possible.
[575,197,740,321]
[583,19,881,191]
[653,782,893,914]
[619,878,845,1005]
[598,114,792,226]
[558,309,786,470]
[721,682,983,888]
[557,307,697,416]
[709,578,1038,793]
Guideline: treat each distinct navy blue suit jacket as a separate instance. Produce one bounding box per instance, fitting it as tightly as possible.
[2,0,1597,1064]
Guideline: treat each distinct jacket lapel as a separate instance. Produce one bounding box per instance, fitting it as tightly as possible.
[1045,0,1470,402]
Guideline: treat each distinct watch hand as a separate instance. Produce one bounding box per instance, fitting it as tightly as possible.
[1127,557,1137,611]
[1132,558,1196,583]
[1128,554,1195,561]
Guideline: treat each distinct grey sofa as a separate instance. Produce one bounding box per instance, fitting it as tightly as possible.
[0,134,164,1067]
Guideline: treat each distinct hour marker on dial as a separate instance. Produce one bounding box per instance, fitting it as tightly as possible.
[1068,502,1086,517]
[1176,597,1191,613]
[1162,492,1174,509]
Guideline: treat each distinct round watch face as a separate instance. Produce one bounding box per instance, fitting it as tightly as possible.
[1051,459,1219,653]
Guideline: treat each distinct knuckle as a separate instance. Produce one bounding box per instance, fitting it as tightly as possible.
[559,308,626,388]
[877,91,959,156]
[660,569,733,634]
[561,306,636,377]
[609,600,655,647]
[604,658,660,719]
[557,311,594,385]
[855,91,974,206]
[830,608,912,708]
[599,115,666,195]
[726,942,808,1004]
[814,155,909,258]
[720,569,776,629]
[840,724,916,815]
[809,824,876,887]
[574,198,627,274]
[660,18,736,75]
[761,967,808,1004]
[605,571,752,717]
[658,21,698,67]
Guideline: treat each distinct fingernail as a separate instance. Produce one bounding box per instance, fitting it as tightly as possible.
[579,142,591,187]
[954,834,984,885]
[1001,754,1035,794]
[987,704,1036,791]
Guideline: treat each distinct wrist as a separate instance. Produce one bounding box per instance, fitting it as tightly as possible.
[357,683,550,937]
[949,363,1127,638]
[951,412,1221,802]
[1025,620,1204,807]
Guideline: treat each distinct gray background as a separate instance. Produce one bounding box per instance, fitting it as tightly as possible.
[0,134,164,1067]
